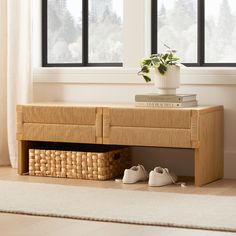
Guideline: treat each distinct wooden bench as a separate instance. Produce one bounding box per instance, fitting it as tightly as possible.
[16,103,224,186]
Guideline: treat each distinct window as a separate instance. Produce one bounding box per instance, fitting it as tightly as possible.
[152,0,236,66]
[42,0,123,67]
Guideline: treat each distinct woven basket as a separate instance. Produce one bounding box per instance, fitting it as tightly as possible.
[29,147,130,180]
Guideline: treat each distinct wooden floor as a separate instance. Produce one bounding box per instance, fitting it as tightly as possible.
[0,167,236,236]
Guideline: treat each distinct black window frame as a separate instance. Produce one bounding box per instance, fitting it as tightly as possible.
[151,0,236,67]
[42,0,123,67]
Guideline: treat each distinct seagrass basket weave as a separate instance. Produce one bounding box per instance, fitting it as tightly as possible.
[29,147,130,180]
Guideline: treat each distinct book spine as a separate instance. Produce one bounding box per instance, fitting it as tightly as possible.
[135,101,197,108]
[135,96,196,103]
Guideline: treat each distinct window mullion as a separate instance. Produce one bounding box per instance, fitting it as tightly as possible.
[42,0,48,67]
[151,0,157,54]
[198,0,205,66]
[82,0,89,66]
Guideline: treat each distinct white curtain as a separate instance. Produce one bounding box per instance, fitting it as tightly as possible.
[0,0,33,167]
[0,0,10,166]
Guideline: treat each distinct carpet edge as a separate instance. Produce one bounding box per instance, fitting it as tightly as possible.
[0,209,235,233]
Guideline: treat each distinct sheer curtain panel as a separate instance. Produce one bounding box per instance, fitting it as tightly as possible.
[0,0,33,167]
[0,0,10,166]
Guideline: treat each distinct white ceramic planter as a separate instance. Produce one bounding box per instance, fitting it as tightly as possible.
[154,65,180,95]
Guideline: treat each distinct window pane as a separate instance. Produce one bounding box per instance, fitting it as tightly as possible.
[48,0,82,63]
[205,0,236,63]
[157,0,198,63]
[89,0,123,63]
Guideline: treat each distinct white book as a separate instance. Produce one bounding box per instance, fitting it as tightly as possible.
[135,100,198,108]
[135,94,197,102]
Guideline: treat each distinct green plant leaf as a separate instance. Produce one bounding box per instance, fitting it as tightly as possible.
[142,75,151,83]
[171,57,179,61]
[141,65,150,73]
[168,53,173,59]
[158,64,167,75]
[141,58,152,66]
[162,53,168,61]
[152,58,160,65]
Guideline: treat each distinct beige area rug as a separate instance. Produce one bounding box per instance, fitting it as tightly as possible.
[0,180,235,232]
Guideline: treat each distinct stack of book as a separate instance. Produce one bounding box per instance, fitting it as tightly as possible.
[135,93,198,108]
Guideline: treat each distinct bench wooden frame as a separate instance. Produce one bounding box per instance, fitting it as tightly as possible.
[17,104,224,186]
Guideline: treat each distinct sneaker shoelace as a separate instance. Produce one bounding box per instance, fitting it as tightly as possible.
[164,168,187,187]
[138,164,149,178]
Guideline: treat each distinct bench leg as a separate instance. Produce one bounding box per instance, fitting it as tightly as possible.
[194,109,224,186]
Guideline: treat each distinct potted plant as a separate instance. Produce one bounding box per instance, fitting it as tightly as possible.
[138,46,180,95]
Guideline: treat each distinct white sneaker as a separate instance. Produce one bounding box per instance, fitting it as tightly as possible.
[122,164,148,184]
[148,167,177,187]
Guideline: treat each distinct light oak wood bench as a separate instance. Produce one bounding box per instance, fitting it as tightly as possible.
[16,103,224,186]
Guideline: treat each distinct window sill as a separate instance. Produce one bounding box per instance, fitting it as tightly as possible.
[33,67,236,85]
[33,68,143,84]
[181,67,236,85]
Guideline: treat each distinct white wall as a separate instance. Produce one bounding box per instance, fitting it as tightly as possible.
[32,0,236,179]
